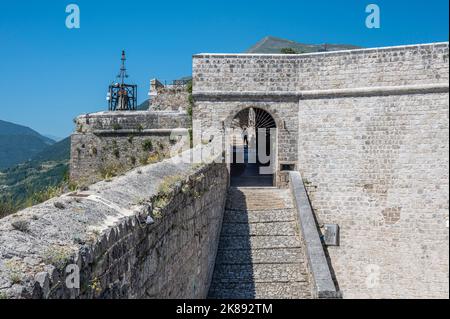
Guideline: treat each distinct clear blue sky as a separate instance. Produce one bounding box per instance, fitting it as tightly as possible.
[0,0,448,138]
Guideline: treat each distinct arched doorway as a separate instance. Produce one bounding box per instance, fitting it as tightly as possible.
[229,107,277,187]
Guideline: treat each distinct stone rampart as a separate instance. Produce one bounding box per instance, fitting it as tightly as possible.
[0,145,228,299]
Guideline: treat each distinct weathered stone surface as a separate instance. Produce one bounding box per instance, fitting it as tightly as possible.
[193,43,449,93]
[217,236,301,250]
[194,42,449,298]
[290,172,340,299]
[223,209,295,224]
[0,145,228,299]
[209,281,312,299]
[209,188,313,299]
[149,79,190,111]
[71,111,190,184]
[215,248,304,265]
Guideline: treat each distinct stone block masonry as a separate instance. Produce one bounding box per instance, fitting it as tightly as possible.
[298,92,449,298]
[71,111,191,185]
[289,172,340,299]
[0,145,228,299]
[192,42,449,298]
[193,42,448,93]
[209,187,314,299]
[149,79,190,111]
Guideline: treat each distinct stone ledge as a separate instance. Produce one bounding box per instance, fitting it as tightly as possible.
[289,171,341,299]
[193,42,449,58]
[193,83,449,101]
[91,128,189,135]
[75,111,190,133]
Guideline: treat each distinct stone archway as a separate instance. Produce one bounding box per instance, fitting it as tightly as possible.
[227,107,277,187]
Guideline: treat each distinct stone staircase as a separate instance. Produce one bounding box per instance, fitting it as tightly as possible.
[208,187,313,299]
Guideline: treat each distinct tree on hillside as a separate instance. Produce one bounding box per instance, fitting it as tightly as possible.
[280,48,298,54]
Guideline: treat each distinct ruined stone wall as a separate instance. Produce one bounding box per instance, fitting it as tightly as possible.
[0,146,228,299]
[71,111,190,185]
[192,42,449,298]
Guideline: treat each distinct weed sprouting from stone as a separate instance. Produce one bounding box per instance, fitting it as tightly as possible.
[142,139,153,152]
[99,163,123,180]
[11,220,30,233]
[43,245,73,269]
[5,260,24,285]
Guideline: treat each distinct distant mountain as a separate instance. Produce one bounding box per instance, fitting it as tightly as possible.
[247,36,361,54]
[44,134,64,142]
[0,120,55,170]
[0,137,70,212]
[32,137,70,163]
[137,100,150,111]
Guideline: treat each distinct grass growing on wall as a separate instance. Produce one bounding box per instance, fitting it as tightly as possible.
[186,80,194,148]
[0,200,16,219]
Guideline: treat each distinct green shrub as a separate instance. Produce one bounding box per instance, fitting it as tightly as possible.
[0,200,16,219]
[76,124,84,133]
[113,148,120,158]
[186,79,193,94]
[157,174,185,195]
[25,186,63,208]
[280,47,298,54]
[43,245,73,269]
[142,139,153,152]
[99,163,123,180]
[5,260,24,284]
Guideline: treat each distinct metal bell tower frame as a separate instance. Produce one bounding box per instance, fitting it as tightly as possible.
[107,50,137,111]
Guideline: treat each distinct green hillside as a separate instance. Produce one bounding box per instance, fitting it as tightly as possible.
[0,120,55,170]
[0,138,70,217]
[247,36,361,54]
[137,100,150,110]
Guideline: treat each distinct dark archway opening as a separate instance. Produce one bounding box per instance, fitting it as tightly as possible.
[229,108,276,187]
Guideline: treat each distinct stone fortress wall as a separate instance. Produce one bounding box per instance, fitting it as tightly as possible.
[192,42,449,298]
[0,146,228,299]
[71,111,191,185]
[0,42,447,300]
[149,79,191,111]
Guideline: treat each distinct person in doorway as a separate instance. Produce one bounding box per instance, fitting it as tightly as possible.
[242,126,249,147]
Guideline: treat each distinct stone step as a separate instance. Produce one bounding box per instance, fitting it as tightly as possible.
[215,248,305,264]
[220,221,298,236]
[208,187,312,299]
[211,263,310,283]
[223,209,296,224]
[226,188,293,211]
[217,236,302,250]
[208,282,312,299]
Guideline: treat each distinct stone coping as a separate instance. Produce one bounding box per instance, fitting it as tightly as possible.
[77,110,188,119]
[193,42,448,58]
[289,171,341,299]
[193,83,449,101]
[91,128,190,135]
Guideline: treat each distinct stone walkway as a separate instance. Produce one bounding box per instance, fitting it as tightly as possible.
[208,187,313,299]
